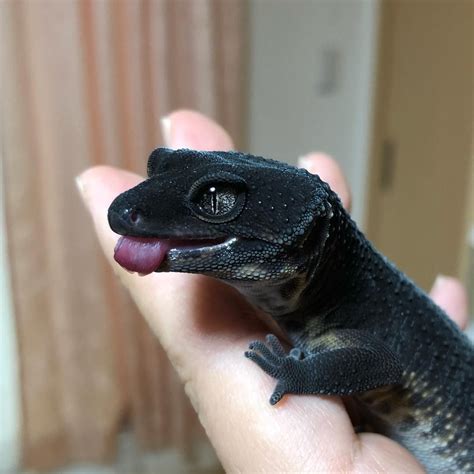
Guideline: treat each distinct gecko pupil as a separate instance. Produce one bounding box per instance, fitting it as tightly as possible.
[209,186,217,214]
[198,185,237,216]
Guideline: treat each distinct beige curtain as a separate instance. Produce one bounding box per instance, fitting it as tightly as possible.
[1,0,248,470]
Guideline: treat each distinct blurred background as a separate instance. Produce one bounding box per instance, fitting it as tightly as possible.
[1,0,473,473]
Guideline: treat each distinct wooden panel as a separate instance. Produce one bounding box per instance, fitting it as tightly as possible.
[367,0,473,289]
[460,152,474,319]
[1,0,247,469]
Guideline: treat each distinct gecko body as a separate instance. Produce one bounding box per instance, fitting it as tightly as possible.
[108,148,474,472]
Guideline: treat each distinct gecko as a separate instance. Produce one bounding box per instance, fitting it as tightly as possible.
[107,147,473,472]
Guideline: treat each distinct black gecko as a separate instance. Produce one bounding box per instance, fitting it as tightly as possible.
[108,148,474,472]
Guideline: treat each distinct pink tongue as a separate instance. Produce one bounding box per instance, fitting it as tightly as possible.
[114,236,173,275]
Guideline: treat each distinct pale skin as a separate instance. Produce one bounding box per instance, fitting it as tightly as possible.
[77,110,469,473]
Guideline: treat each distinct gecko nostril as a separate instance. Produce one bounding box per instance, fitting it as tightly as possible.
[127,208,142,225]
[130,210,139,223]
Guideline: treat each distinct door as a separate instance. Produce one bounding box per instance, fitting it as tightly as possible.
[367,0,473,290]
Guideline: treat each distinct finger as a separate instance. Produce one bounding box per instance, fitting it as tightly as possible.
[430,275,469,330]
[298,152,352,211]
[161,109,234,151]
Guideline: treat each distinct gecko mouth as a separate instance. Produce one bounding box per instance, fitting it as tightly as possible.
[113,236,229,275]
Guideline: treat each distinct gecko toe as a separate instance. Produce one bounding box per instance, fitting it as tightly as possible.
[245,350,279,377]
[270,381,287,405]
[265,334,286,357]
[248,340,282,363]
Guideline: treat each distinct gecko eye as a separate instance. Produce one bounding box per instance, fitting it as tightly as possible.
[188,173,247,223]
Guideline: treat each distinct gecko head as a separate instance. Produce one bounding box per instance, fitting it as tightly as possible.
[107,148,333,282]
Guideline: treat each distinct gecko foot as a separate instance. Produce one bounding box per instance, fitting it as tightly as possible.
[245,334,310,405]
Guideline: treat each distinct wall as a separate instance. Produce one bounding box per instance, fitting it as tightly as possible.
[0,8,20,470]
[366,0,473,290]
[247,0,379,225]
[0,164,20,472]
[464,153,474,321]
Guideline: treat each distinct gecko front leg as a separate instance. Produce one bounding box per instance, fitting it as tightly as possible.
[245,331,402,405]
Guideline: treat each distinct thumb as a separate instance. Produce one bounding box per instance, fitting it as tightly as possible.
[430,275,469,330]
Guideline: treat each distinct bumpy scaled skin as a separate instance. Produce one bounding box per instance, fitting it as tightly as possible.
[108,148,474,472]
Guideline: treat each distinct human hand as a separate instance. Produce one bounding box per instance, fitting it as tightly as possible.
[77,110,469,472]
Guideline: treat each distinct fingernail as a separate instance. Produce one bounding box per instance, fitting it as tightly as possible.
[432,274,448,294]
[75,174,87,203]
[297,155,312,169]
[160,116,172,147]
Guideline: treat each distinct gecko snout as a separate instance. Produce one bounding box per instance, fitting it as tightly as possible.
[108,201,145,235]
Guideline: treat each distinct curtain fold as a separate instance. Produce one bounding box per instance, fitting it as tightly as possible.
[2,0,247,469]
